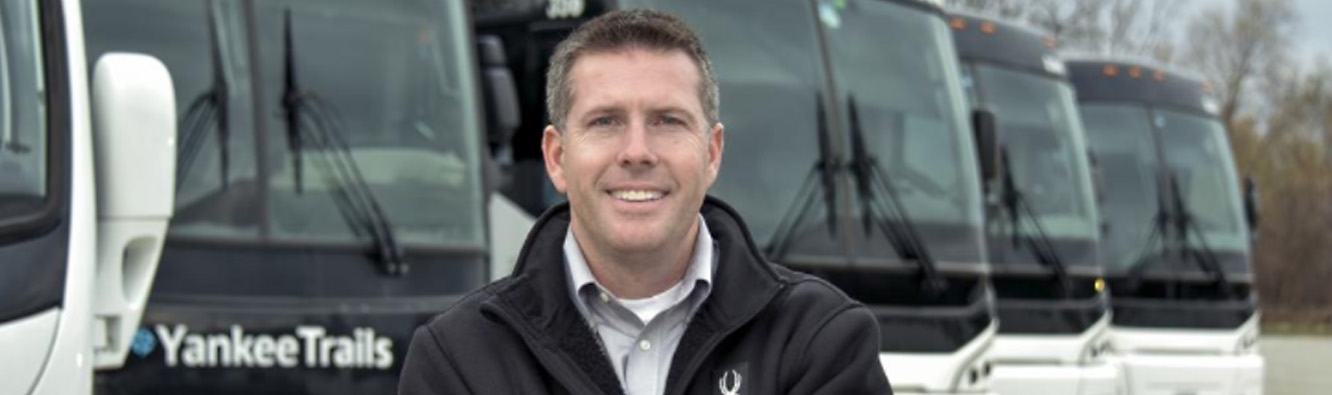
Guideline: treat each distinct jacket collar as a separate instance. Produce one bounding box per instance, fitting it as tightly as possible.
[483,196,787,394]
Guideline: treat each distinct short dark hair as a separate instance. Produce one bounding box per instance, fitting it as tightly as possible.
[545,9,719,131]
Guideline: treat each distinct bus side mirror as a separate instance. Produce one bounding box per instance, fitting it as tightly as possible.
[972,109,999,191]
[1244,176,1260,235]
[477,35,520,195]
[90,53,177,369]
[478,35,520,150]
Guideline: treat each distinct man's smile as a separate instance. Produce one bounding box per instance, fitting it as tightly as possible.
[609,189,668,202]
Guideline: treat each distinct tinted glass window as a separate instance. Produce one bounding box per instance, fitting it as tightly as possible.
[0,0,46,221]
[84,0,486,248]
[972,65,1098,239]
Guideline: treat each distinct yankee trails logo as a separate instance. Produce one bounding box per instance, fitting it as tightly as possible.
[134,325,393,369]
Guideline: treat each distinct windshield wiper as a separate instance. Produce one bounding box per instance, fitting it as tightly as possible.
[1126,171,1233,298]
[846,95,945,294]
[177,0,231,189]
[996,147,1072,297]
[280,9,407,276]
[1167,173,1233,297]
[766,92,840,262]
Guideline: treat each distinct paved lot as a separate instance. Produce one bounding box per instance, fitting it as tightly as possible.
[1262,335,1332,395]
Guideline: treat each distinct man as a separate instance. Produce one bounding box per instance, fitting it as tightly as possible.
[399,9,890,395]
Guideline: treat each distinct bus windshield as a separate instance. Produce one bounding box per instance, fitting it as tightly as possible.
[967,65,1099,242]
[1082,104,1251,273]
[822,0,983,259]
[83,0,486,248]
[619,0,829,244]
[1081,104,1162,272]
[1155,109,1249,256]
[0,0,47,221]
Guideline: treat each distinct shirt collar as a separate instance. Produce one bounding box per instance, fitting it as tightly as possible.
[564,214,714,316]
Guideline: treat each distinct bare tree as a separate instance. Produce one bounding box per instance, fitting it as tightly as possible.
[1182,0,1297,128]
[945,0,1184,62]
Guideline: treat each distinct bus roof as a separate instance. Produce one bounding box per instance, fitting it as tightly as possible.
[948,13,1065,79]
[1066,59,1219,117]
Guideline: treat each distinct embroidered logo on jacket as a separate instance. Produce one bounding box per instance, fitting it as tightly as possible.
[715,362,748,395]
[719,369,742,395]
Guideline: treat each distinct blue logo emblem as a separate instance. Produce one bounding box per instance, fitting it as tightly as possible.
[130,328,156,357]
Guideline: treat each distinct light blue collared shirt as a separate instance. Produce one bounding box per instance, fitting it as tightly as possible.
[563,214,715,395]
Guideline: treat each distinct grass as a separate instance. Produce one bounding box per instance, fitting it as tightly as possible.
[1262,321,1332,336]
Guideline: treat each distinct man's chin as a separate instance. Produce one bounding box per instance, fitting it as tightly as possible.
[601,226,677,255]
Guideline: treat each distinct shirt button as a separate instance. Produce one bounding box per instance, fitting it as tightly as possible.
[638,340,651,351]
[599,292,611,303]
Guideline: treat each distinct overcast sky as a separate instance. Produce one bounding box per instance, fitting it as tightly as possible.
[1180,0,1332,68]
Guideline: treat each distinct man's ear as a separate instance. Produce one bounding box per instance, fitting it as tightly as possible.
[706,122,724,185]
[542,125,568,193]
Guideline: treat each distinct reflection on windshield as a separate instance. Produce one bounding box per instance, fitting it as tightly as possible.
[0,0,47,219]
[971,65,1097,239]
[820,0,980,226]
[1155,110,1248,252]
[822,0,979,228]
[83,0,485,248]
[1081,105,1161,270]
[1083,104,1251,272]
[621,0,827,243]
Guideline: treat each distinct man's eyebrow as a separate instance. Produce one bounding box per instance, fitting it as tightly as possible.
[577,105,626,121]
[649,106,699,120]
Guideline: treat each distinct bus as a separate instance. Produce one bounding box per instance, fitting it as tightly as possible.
[1068,58,1263,395]
[474,0,999,393]
[77,0,530,393]
[948,14,1118,395]
[1,0,178,393]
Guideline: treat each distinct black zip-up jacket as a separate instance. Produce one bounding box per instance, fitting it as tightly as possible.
[399,197,892,395]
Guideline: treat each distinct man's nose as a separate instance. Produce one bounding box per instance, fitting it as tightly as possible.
[616,121,659,167]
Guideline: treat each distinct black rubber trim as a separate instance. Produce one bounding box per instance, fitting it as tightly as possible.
[1107,275,1256,329]
[149,243,488,299]
[1111,296,1256,329]
[0,0,69,243]
[799,269,994,353]
[0,0,71,323]
[996,295,1107,334]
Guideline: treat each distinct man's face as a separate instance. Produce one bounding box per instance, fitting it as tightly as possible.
[543,48,724,257]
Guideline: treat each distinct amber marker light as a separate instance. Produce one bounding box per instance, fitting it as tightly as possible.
[950,17,966,30]
[1103,64,1119,77]
[1094,278,1106,293]
[1129,66,1142,79]
[1154,70,1166,82]
[980,21,996,35]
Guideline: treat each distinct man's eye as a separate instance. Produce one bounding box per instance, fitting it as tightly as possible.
[590,117,616,127]
[655,116,685,126]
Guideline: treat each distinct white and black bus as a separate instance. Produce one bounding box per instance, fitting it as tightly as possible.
[78,0,529,393]
[1068,58,1263,395]
[949,14,1118,395]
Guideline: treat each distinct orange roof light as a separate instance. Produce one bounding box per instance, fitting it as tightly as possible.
[950,17,966,30]
[1153,70,1166,82]
[1103,64,1119,77]
[1129,66,1143,79]
[980,22,997,35]
[1043,37,1057,49]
